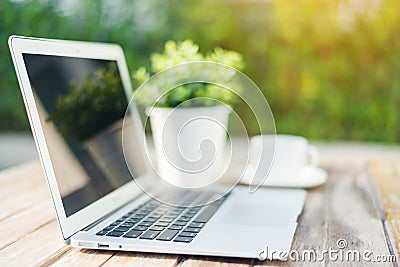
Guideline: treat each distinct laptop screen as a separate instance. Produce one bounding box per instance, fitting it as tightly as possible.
[22,54,145,217]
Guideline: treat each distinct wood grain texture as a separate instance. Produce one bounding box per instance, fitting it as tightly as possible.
[0,162,60,258]
[49,248,114,267]
[325,164,392,266]
[367,161,400,256]
[102,252,179,267]
[0,162,49,221]
[0,158,398,266]
[0,220,68,267]
[0,201,55,250]
[180,256,253,267]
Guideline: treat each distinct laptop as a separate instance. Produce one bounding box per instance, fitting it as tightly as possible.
[8,35,306,260]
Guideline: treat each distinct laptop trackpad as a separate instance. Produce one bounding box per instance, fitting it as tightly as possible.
[221,204,292,228]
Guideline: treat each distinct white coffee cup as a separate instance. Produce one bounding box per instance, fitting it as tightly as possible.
[250,134,319,182]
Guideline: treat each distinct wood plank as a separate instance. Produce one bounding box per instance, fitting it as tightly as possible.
[179,256,252,267]
[367,161,400,215]
[102,252,179,267]
[0,161,41,182]
[0,152,395,266]
[0,161,43,195]
[367,161,400,255]
[0,220,69,267]
[49,248,114,267]
[0,201,55,250]
[0,183,49,220]
[0,161,49,220]
[385,217,400,259]
[325,164,392,266]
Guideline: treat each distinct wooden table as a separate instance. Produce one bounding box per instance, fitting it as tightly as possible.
[1,143,400,266]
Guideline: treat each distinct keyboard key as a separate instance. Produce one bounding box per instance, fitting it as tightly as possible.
[176,217,190,222]
[136,211,150,216]
[147,215,162,219]
[154,221,170,227]
[114,226,130,232]
[121,222,136,228]
[166,212,180,217]
[189,207,201,212]
[184,227,201,233]
[141,208,153,212]
[156,206,169,212]
[193,203,220,223]
[106,231,124,237]
[179,216,192,221]
[138,222,152,227]
[149,226,165,231]
[96,230,108,236]
[133,226,148,231]
[172,221,187,226]
[159,218,174,223]
[188,222,205,228]
[132,214,145,219]
[103,226,114,231]
[163,216,177,220]
[123,230,143,238]
[143,218,157,223]
[139,230,161,240]
[186,210,199,214]
[174,236,193,243]
[182,213,195,218]
[156,229,179,241]
[179,232,197,238]
[171,207,185,212]
[168,225,183,230]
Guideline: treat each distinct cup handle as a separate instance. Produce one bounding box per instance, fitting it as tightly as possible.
[307,144,319,167]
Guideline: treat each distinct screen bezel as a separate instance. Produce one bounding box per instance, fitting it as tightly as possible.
[8,36,154,239]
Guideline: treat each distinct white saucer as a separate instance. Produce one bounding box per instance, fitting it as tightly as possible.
[236,165,328,189]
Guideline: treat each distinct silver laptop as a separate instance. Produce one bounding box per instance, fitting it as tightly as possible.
[8,35,306,260]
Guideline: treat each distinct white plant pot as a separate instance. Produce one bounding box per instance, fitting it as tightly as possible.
[148,105,230,188]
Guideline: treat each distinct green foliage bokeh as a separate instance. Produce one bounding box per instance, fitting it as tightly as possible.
[132,39,245,108]
[1,0,399,142]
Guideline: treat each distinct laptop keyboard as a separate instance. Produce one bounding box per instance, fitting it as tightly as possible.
[95,190,229,243]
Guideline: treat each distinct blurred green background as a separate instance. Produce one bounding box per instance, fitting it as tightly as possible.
[1,0,399,142]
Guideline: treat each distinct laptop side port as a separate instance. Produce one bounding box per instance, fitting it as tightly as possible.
[98,243,110,248]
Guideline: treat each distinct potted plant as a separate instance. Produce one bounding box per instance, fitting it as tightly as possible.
[47,63,135,185]
[132,40,245,187]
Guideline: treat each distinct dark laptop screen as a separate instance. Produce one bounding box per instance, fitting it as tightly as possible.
[23,54,144,217]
